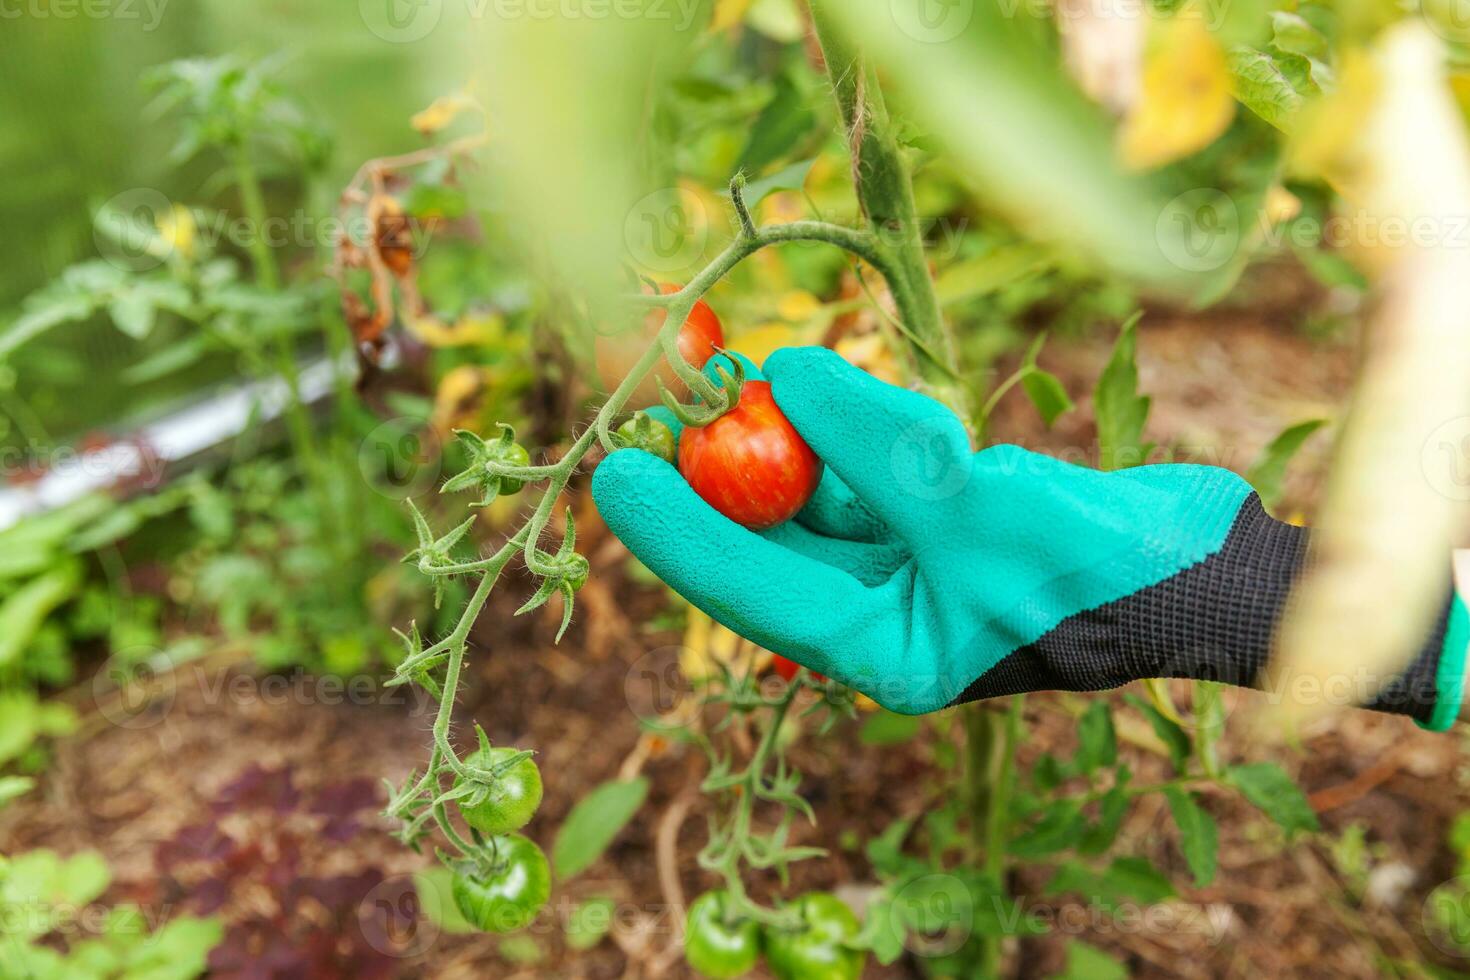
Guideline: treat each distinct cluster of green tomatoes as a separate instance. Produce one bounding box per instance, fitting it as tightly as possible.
[448,745,550,934]
[685,889,866,980]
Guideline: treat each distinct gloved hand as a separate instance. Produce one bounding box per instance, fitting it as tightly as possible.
[593,346,1465,727]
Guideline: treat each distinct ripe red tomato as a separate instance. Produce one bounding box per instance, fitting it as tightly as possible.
[772,655,825,684]
[679,381,822,530]
[650,282,723,369]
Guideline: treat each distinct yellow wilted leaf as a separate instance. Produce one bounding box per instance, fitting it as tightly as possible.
[405,310,505,348]
[430,364,494,435]
[1117,13,1234,170]
[412,91,479,136]
[711,0,753,32]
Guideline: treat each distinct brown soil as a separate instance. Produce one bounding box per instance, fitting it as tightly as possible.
[5,311,1468,980]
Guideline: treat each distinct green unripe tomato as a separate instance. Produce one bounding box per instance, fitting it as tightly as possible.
[455,745,543,836]
[615,413,677,464]
[494,441,532,495]
[451,834,551,933]
[762,893,865,980]
[684,891,760,978]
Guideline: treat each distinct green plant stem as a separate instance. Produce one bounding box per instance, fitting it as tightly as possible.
[229,145,348,570]
[232,148,280,291]
[806,0,965,419]
[702,678,806,931]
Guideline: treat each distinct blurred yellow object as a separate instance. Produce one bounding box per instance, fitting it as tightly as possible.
[405,310,506,348]
[1264,185,1302,225]
[1117,13,1234,170]
[680,606,771,682]
[711,0,751,32]
[775,290,821,322]
[411,90,480,136]
[729,322,800,366]
[157,204,197,262]
[431,364,495,436]
[834,332,903,385]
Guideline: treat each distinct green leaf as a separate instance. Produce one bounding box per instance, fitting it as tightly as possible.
[498,934,544,965]
[0,775,35,809]
[1271,11,1328,60]
[1123,693,1191,773]
[1050,940,1128,980]
[564,897,615,951]
[1163,787,1219,886]
[736,72,817,175]
[108,291,157,340]
[1021,370,1074,429]
[934,243,1052,305]
[1046,855,1175,904]
[1075,702,1117,774]
[1245,419,1327,509]
[1077,770,1130,856]
[415,867,479,934]
[860,710,922,746]
[731,157,816,210]
[0,562,82,669]
[1094,315,1152,470]
[1102,856,1177,903]
[855,890,907,964]
[1226,762,1320,835]
[118,915,223,979]
[1227,47,1314,132]
[1009,799,1085,859]
[552,777,649,879]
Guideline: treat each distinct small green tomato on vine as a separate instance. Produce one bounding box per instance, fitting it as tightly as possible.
[450,832,552,934]
[615,410,677,463]
[452,729,544,836]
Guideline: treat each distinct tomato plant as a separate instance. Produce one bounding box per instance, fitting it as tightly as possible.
[679,381,823,530]
[454,744,543,836]
[762,892,866,980]
[684,890,761,979]
[450,833,552,934]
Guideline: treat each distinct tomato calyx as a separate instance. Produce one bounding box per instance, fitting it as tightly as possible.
[516,507,589,641]
[450,727,544,836]
[657,349,745,429]
[443,423,535,506]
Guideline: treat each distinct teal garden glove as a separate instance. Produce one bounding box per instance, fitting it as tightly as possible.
[593,346,1468,728]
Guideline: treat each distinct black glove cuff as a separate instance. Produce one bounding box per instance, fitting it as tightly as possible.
[954,493,1456,726]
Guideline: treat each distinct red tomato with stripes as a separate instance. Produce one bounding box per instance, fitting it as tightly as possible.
[678,381,822,530]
